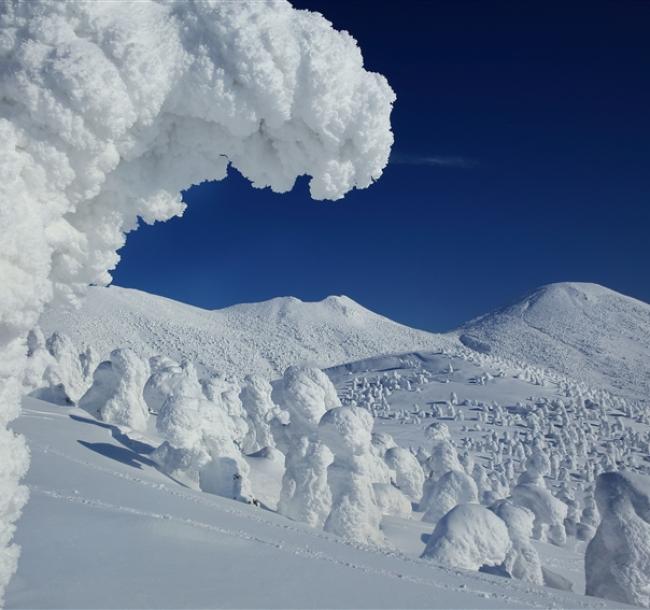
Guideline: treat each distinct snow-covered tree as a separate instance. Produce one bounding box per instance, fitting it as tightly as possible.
[277,437,333,527]
[517,445,551,486]
[273,366,340,439]
[421,470,479,524]
[489,500,543,585]
[424,439,463,482]
[373,482,412,517]
[421,504,511,572]
[384,446,425,503]
[319,407,384,545]
[79,348,150,430]
[22,328,55,396]
[143,356,184,414]
[202,373,249,451]
[276,366,342,525]
[240,375,286,454]
[511,482,568,546]
[585,471,650,607]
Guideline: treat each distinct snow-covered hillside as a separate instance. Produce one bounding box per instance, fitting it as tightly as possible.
[40,286,447,379]
[41,282,650,402]
[454,282,650,399]
[8,397,623,609]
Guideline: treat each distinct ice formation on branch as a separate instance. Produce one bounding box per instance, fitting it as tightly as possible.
[0,0,393,595]
[585,471,650,607]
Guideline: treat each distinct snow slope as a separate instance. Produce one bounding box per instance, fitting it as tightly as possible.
[40,286,447,379]
[454,282,650,399]
[7,398,618,609]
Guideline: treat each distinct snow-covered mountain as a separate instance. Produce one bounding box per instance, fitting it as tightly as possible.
[453,282,650,399]
[40,286,447,379]
[41,282,650,400]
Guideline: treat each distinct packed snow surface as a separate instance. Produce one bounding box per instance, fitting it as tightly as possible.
[457,282,650,398]
[41,285,445,378]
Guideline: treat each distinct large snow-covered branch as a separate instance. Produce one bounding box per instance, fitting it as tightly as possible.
[0,0,394,598]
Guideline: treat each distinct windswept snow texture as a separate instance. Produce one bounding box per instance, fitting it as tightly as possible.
[0,0,394,595]
[456,282,650,398]
[7,398,615,610]
[41,286,445,378]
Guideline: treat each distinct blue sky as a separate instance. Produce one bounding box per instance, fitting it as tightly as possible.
[113,1,650,332]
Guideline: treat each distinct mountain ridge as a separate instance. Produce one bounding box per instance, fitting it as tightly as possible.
[40,282,650,398]
[40,285,447,379]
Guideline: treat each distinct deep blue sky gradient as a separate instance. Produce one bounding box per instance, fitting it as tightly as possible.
[113,1,650,332]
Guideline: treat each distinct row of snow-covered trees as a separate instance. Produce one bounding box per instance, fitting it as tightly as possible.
[25,330,650,608]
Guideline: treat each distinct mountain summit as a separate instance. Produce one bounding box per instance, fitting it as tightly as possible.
[454,282,650,397]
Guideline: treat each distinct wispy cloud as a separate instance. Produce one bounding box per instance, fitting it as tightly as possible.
[390,153,477,169]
